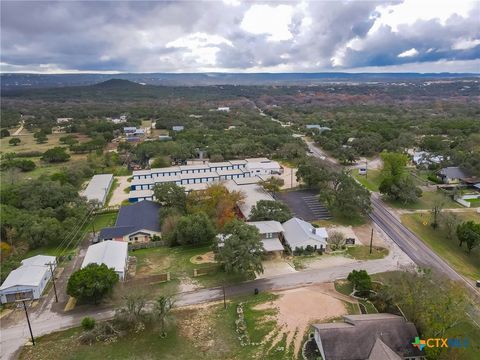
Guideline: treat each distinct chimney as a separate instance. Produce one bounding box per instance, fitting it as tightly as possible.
[311,228,316,235]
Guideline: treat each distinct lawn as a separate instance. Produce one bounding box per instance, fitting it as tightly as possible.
[352,169,382,192]
[131,245,248,289]
[345,246,388,260]
[91,212,118,231]
[401,212,480,281]
[19,292,294,360]
[387,190,461,210]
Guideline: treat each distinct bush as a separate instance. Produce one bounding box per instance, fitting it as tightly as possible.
[81,317,96,330]
[347,270,372,294]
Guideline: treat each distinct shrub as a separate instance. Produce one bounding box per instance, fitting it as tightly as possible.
[81,317,96,330]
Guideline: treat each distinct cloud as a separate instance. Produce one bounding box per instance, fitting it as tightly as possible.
[398,48,419,58]
[0,0,479,73]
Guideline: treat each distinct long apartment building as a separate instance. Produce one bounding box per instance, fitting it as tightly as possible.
[129,158,281,202]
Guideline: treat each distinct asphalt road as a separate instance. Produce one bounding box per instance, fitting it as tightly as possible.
[370,195,480,297]
[305,138,480,298]
[0,257,401,360]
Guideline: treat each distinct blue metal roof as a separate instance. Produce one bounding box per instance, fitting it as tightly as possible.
[99,200,161,239]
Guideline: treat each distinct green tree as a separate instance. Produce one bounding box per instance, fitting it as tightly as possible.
[41,147,70,163]
[215,220,264,278]
[0,129,10,138]
[259,176,284,197]
[67,264,119,304]
[379,152,422,204]
[170,212,216,246]
[456,221,480,253]
[153,182,187,212]
[8,137,20,146]
[347,270,372,294]
[34,130,48,144]
[296,158,332,188]
[322,172,371,217]
[249,200,292,223]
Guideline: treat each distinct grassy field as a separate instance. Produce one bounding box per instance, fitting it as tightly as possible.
[387,190,461,210]
[401,212,480,280]
[131,245,247,289]
[352,169,382,192]
[345,246,388,260]
[19,292,299,360]
[0,131,89,153]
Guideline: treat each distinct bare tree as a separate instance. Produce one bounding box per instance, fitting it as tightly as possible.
[153,295,175,337]
[328,230,346,250]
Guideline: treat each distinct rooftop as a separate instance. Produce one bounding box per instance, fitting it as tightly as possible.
[82,174,113,205]
[246,220,284,234]
[282,217,328,249]
[313,314,422,360]
[82,241,128,273]
[0,254,56,291]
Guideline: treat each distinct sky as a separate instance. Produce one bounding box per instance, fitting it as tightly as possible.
[1,0,479,74]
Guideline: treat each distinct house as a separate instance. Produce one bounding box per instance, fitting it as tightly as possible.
[246,221,285,255]
[82,241,128,281]
[438,167,471,184]
[217,106,230,112]
[124,126,137,134]
[98,200,161,243]
[412,151,444,166]
[0,255,56,303]
[82,174,114,207]
[244,158,282,176]
[56,117,73,124]
[159,135,172,141]
[172,125,184,132]
[282,217,327,252]
[312,314,424,360]
[225,180,275,219]
[306,125,331,133]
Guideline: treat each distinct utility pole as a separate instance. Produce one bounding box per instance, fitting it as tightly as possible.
[46,262,58,303]
[365,159,368,179]
[369,228,374,254]
[19,300,35,345]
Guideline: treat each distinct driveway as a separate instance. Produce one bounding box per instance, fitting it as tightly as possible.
[108,176,130,206]
[277,189,331,221]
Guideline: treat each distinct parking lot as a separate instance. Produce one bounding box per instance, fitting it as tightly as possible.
[277,189,331,221]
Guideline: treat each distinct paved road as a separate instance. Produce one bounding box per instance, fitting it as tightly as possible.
[370,195,480,297]
[304,139,480,298]
[0,258,400,360]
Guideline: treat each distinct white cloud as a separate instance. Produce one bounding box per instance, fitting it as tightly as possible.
[370,0,476,33]
[398,48,419,57]
[240,4,294,41]
[452,38,480,50]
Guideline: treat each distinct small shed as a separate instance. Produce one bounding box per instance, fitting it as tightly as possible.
[0,255,56,303]
[82,241,129,281]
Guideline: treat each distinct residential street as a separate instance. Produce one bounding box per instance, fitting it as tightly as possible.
[0,256,404,360]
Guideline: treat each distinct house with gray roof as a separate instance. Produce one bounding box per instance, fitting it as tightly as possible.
[82,241,128,281]
[438,166,478,184]
[246,220,285,254]
[312,314,424,360]
[282,217,327,252]
[0,255,56,303]
[98,200,161,243]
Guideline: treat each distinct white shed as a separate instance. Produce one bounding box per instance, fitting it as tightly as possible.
[0,255,56,303]
[82,241,129,281]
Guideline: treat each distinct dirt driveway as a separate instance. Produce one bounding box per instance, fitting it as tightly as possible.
[256,259,296,279]
[255,284,352,354]
[108,176,130,206]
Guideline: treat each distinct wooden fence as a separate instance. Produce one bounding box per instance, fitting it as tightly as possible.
[129,241,165,250]
[193,265,219,277]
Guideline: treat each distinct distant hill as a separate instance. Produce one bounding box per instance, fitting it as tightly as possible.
[93,79,145,89]
[1,72,478,90]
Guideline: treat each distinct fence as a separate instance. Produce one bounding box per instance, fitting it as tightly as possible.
[125,272,170,284]
[129,241,165,250]
[193,265,219,277]
[94,205,120,215]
